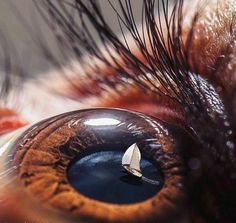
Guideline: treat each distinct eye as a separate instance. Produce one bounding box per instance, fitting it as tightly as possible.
[0,108,196,222]
[0,0,235,222]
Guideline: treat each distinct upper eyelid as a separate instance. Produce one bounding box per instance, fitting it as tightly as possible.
[1,0,233,134]
[22,1,232,127]
[36,0,189,99]
[0,0,232,134]
[1,0,234,103]
[0,1,216,105]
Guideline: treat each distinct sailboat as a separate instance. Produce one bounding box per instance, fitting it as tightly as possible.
[122,143,142,178]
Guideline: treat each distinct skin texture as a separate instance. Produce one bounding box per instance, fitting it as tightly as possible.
[0,108,26,135]
[0,0,235,222]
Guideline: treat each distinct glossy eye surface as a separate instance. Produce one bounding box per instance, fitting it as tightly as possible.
[0,108,194,222]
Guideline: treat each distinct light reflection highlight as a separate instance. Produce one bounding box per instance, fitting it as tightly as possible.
[84,118,121,126]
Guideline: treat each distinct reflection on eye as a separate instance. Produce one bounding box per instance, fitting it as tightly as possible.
[0,0,235,222]
[84,118,121,126]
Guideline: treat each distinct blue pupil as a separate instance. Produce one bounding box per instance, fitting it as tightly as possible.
[67,150,163,204]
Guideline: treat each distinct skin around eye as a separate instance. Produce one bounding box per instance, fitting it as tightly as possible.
[0,108,27,136]
[40,0,235,125]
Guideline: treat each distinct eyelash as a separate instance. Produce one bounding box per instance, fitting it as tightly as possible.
[0,0,233,156]
[35,0,196,102]
[31,0,217,117]
[30,0,232,141]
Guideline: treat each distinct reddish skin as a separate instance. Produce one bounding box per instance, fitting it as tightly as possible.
[0,108,27,136]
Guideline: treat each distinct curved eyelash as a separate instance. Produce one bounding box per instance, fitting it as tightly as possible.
[33,0,205,110]
[32,0,236,164]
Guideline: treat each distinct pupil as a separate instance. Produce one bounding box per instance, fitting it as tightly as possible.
[67,145,164,204]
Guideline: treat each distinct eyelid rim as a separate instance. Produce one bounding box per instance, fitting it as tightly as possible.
[0,126,30,174]
[0,127,27,154]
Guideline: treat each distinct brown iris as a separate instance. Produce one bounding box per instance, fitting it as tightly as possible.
[9,108,196,222]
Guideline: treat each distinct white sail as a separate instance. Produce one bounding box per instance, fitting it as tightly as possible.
[122,143,142,178]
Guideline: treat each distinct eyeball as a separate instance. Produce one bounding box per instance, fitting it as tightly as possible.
[0,108,195,222]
